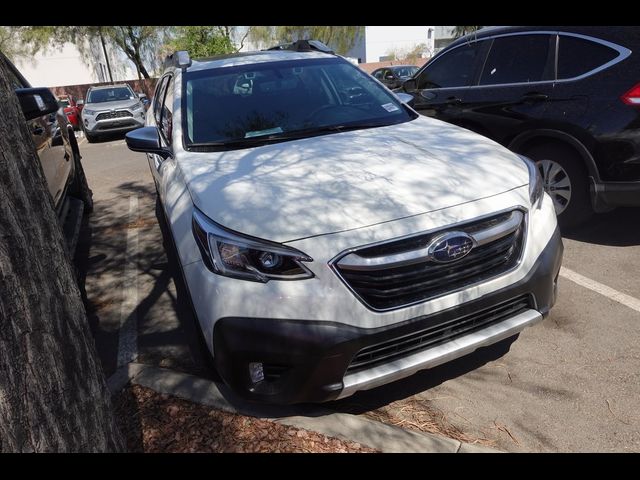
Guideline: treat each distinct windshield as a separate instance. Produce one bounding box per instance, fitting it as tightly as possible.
[87,87,135,104]
[394,66,418,78]
[184,57,416,148]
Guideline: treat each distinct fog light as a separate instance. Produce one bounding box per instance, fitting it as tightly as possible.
[249,362,264,384]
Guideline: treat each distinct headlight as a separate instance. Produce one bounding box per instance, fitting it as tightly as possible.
[131,102,143,111]
[83,108,96,116]
[520,154,544,209]
[192,208,314,282]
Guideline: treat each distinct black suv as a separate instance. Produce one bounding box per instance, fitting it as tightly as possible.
[399,26,640,228]
[1,52,92,252]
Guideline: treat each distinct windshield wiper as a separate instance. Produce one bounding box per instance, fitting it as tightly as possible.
[189,122,393,149]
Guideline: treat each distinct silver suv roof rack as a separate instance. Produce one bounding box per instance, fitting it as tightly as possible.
[164,50,192,71]
[266,39,334,54]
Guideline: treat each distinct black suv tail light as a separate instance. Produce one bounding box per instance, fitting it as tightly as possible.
[621,83,640,105]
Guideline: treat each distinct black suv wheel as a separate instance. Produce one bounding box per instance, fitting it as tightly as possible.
[524,143,592,229]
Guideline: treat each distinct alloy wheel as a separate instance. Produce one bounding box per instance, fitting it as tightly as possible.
[537,159,572,215]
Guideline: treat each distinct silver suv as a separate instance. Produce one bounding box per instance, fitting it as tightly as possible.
[81,84,146,142]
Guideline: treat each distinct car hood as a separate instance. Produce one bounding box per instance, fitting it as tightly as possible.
[85,99,139,111]
[178,116,529,243]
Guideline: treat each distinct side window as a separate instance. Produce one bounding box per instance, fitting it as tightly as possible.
[479,35,553,85]
[557,35,619,79]
[160,77,174,144]
[417,42,482,89]
[153,76,169,124]
[373,69,383,80]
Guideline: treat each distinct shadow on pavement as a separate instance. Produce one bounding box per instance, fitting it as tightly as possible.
[75,180,217,380]
[562,207,640,246]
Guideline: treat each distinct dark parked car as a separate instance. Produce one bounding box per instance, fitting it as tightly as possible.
[1,52,92,251]
[372,65,419,90]
[399,26,640,228]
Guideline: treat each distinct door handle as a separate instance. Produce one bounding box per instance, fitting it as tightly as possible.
[522,92,548,102]
[445,96,462,105]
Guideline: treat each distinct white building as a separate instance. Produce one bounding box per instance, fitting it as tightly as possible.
[15,39,137,88]
[345,26,435,64]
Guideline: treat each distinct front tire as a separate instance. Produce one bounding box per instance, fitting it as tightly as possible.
[524,143,592,229]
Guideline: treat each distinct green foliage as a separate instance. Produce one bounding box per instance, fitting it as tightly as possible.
[169,26,235,58]
[386,43,430,62]
[249,26,363,55]
[451,26,484,39]
[0,27,32,61]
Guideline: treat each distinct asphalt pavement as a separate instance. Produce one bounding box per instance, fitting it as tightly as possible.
[76,133,640,452]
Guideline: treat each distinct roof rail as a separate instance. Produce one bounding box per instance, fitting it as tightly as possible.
[163,50,192,71]
[266,39,334,54]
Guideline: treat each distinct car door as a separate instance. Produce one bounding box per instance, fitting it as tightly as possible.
[459,33,556,143]
[3,55,71,209]
[404,40,488,124]
[147,75,171,190]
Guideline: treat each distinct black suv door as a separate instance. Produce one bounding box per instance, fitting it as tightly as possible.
[459,33,556,142]
[403,41,488,124]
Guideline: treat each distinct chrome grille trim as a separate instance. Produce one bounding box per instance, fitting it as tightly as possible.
[96,110,133,121]
[337,210,523,271]
[330,207,528,312]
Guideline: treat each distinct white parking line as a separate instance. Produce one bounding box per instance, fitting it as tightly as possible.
[117,195,139,367]
[560,266,640,313]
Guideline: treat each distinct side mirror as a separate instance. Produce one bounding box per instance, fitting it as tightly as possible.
[384,73,394,80]
[402,79,417,92]
[77,99,84,106]
[125,126,172,159]
[395,92,415,107]
[15,87,59,121]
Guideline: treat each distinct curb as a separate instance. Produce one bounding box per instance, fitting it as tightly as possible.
[109,363,501,453]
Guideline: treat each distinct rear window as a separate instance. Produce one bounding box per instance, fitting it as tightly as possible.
[480,35,553,85]
[557,35,619,79]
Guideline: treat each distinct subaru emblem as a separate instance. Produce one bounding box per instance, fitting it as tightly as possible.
[428,232,475,263]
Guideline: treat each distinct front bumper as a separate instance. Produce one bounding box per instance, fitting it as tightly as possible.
[212,226,563,404]
[83,111,145,134]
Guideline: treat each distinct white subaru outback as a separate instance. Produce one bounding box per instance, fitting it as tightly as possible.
[126,41,563,404]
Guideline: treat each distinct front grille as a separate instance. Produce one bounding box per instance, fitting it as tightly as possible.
[333,210,525,311]
[347,295,532,373]
[96,110,133,121]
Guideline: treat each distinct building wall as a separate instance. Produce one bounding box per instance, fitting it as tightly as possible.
[362,26,435,63]
[434,26,456,53]
[15,40,137,88]
[357,57,430,74]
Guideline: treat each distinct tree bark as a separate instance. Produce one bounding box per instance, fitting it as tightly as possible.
[0,59,124,452]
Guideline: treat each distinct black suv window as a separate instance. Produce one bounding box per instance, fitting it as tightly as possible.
[557,35,619,79]
[417,42,482,89]
[480,35,553,85]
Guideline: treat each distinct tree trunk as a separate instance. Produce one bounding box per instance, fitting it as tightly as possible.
[0,59,124,452]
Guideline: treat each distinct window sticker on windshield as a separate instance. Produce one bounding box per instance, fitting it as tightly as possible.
[244,127,283,138]
[381,103,399,112]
